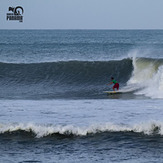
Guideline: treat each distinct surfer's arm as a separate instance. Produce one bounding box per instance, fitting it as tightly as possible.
[107,82,113,85]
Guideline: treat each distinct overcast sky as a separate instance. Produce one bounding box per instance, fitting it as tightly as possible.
[1,0,163,29]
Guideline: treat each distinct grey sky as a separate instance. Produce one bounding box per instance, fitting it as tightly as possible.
[1,0,163,29]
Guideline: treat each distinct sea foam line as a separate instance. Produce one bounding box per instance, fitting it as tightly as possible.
[0,121,162,138]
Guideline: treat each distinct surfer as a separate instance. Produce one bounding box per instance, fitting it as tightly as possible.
[108,77,119,91]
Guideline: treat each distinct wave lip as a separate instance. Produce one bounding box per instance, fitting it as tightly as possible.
[127,57,163,99]
[0,122,162,138]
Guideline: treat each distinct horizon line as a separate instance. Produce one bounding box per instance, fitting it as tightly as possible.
[0,28,163,30]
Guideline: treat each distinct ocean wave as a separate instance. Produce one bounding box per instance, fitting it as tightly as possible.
[0,59,133,99]
[1,57,163,99]
[0,59,132,84]
[0,122,162,138]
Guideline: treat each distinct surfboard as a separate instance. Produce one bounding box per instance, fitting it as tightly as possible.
[104,90,123,95]
[104,88,134,95]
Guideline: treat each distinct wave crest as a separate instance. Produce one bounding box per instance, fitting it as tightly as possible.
[0,122,162,138]
[127,57,163,98]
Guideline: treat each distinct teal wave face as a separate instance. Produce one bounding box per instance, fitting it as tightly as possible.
[0,59,133,99]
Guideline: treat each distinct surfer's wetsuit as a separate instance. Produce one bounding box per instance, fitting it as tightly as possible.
[112,80,119,90]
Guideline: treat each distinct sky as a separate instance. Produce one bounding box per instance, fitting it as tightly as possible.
[0,0,163,29]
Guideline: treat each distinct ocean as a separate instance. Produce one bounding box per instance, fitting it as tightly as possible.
[0,30,163,163]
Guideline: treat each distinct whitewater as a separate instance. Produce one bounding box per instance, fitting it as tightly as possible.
[1,30,163,163]
[1,99,163,137]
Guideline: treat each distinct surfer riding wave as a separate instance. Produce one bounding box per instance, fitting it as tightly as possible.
[108,77,119,91]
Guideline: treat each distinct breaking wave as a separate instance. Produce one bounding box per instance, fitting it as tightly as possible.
[0,122,163,138]
[1,57,163,99]
[127,57,163,98]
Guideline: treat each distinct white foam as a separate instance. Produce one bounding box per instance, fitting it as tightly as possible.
[0,121,163,138]
[128,57,157,84]
[135,65,163,98]
[126,56,163,99]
